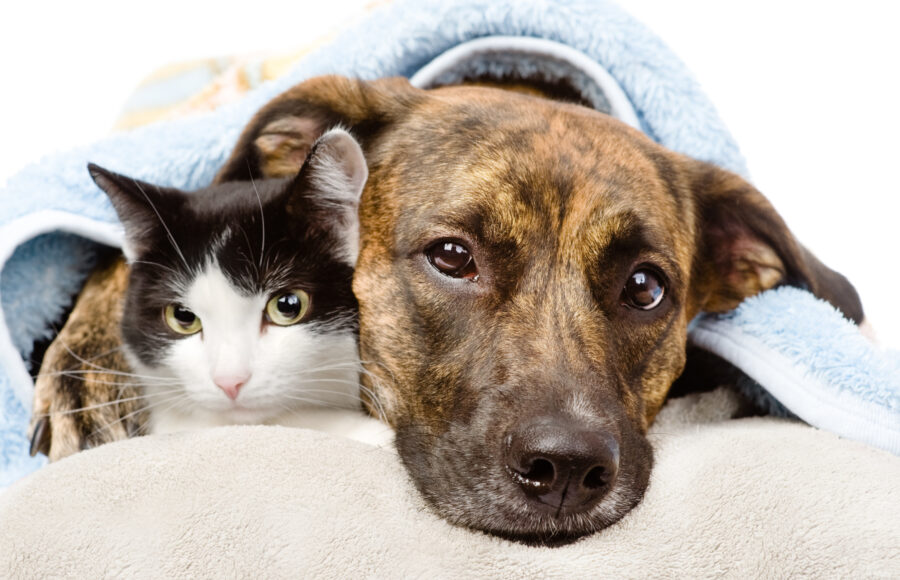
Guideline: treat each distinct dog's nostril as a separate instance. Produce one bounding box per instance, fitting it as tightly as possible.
[583,465,608,490]
[522,458,555,486]
[505,415,620,514]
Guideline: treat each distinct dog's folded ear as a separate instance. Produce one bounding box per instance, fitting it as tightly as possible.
[215,75,420,183]
[690,161,864,323]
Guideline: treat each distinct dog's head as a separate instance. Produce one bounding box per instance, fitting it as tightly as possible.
[221,76,863,542]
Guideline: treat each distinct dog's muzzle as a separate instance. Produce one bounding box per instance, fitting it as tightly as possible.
[504,415,620,515]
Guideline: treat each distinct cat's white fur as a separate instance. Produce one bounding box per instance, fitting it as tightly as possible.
[125,260,393,446]
[116,129,393,448]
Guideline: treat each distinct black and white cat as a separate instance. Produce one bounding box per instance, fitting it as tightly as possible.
[89,128,388,442]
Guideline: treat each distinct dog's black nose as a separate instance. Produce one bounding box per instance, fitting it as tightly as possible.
[504,416,620,514]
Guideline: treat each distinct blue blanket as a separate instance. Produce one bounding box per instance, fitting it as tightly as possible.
[2,0,897,488]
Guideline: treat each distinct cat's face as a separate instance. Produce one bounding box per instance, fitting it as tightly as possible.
[89,129,367,426]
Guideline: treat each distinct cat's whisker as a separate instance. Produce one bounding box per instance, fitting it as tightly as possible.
[279,395,369,411]
[37,373,181,388]
[88,391,189,441]
[70,344,126,363]
[258,375,360,392]
[38,366,184,384]
[276,360,376,376]
[36,389,182,419]
[304,316,358,334]
[55,339,132,375]
[276,386,363,397]
[274,376,390,423]
[131,180,191,271]
[270,368,362,381]
[44,321,127,364]
[38,367,180,381]
[274,401,295,416]
[236,225,261,280]
[358,383,389,424]
[154,393,193,417]
[131,259,180,276]
[359,359,399,383]
[248,163,265,271]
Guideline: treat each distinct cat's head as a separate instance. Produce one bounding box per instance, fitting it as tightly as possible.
[88,128,367,425]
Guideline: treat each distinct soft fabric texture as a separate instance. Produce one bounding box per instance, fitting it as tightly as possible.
[691,287,900,454]
[0,5,898,569]
[2,392,898,577]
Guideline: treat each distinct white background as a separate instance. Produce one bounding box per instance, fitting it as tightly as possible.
[1,0,898,348]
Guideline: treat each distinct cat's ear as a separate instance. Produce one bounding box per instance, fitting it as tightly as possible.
[87,163,173,261]
[289,128,368,266]
[689,160,864,323]
[215,75,419,182]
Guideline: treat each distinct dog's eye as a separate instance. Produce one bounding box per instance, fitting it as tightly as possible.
[426,241,478,279]
[622,269,666,310]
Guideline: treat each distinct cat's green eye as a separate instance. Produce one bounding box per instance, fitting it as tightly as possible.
[266,290,310,326]
[164,304,202,335]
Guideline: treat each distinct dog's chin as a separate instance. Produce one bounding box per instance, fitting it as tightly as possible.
[395,425,652,544]
[450,484,649,546]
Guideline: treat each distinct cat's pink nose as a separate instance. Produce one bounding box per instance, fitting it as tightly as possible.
[213,373,251,400]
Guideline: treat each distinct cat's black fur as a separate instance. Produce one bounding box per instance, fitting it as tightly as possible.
[88,162,359,368]
[30,128,371,459]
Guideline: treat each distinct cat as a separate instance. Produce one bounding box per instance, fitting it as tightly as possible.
[81,128,389,443]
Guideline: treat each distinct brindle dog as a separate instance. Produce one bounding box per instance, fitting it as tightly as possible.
[31,76,862,542]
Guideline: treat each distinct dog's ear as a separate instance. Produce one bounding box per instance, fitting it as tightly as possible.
[215,75,419,183]
[690,161,864,323]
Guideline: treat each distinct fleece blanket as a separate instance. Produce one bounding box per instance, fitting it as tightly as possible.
[2,389,898,577]
[0,0,898,521]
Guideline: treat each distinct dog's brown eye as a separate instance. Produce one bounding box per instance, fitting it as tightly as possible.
[623,269,665,310]
[426,241,478,279]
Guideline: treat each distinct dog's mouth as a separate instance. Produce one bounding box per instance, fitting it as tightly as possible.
[394,408,652,544]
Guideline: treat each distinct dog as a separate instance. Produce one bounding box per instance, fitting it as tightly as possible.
[211,75,863,542]
[31,74,864,540]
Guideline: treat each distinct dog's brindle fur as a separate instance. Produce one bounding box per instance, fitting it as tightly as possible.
[32,75,862,542]
[215,76,862,541]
